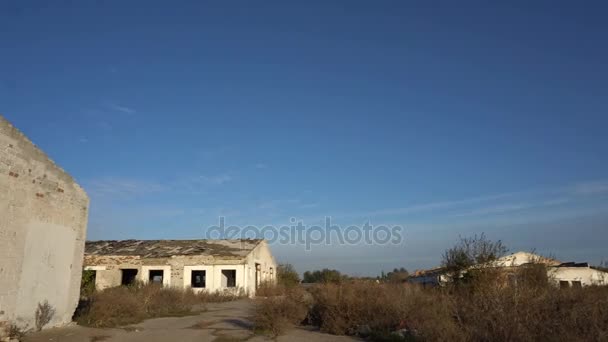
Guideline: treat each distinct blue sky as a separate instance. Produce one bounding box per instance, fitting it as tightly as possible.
[2,1,607,275]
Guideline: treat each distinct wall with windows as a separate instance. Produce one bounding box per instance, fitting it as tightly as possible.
[85,262,250,293]
[83,241,277,296]
[550,267,608,287]
[182,265,246,292]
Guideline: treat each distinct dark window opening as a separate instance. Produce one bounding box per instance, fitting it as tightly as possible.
[571,281,582,288]
[559,280,570,289]
[121,269,138,286]
[255,263,261,290]
[222,270,236,288]
[191,270,206,288]
[149,270,164,284]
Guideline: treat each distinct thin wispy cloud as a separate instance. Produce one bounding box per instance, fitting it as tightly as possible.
[327,180,608,222]
[85,178,166,198]
[299,202,319,209]
[198,146,234,159]
[196,174,232,186]
[106,103,136,114]
[169,173,235,195]
[454,203,534,217]
[453,197,572,218]
[572,180,608,195]
[542,198,570,206]
[345,192,520,219]
[87,174,233,199]
[97,121,113,131]
[255,163,268,169]
[257,199,299,210]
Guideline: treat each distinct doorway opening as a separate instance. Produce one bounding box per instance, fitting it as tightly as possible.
[255,263,261,290]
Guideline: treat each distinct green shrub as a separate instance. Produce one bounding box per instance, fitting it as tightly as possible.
[80,270,97,298]
[277,264,301,287]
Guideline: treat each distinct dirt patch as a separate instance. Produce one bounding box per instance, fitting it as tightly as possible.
[187,320,217,329]
[90,336,111,342]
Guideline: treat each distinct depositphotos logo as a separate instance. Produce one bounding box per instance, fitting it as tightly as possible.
[205,217,403,251]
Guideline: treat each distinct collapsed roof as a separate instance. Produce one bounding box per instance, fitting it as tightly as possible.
[85,239,263,259]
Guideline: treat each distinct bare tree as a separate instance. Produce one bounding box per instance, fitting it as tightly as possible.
[442,233,508,282]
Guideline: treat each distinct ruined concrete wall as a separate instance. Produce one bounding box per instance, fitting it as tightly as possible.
[83,255,141,290]
[0,115,89,331]
[245,241,278,292]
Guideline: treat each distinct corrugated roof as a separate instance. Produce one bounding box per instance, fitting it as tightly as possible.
[85,239,263,258]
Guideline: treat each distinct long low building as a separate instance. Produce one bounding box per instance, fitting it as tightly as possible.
[409,251,608,288]
[83,239,276,296]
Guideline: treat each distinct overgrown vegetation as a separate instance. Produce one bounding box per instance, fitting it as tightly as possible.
[379,267,409,283]
[302,268,346,283]
[255,263,302,297]
[277,263,301,287]
[80,270,97,298]
[8,323,27,340]
[441,233,508,283]
[253,234,608,341]
[252,286,311,337]
[74,283,245,328]
[255,270,608,341]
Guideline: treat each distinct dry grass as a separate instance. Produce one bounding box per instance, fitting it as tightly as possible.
[197,287,248,302]
[252,268,608,341]
[252,286,311,337]
[8,323,28,340]
[255,281,290,297]
[453,270,608,341]
[308,282,462,341]
[75,283,245,328]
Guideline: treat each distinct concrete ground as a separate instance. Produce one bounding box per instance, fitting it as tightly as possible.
[23,299,359,342]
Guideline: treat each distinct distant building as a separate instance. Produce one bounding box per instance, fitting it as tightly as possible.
[409,251,608,287]
[408,267,450,287]
[83,239,276,296]
[549,263,608,288]
[0,115,90,333]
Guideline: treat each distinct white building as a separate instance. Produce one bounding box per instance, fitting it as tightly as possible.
[549,263,608,288]
[409,251,608,287]
[83,239,277,296]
